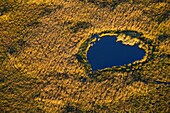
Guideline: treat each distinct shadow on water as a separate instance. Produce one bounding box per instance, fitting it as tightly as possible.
[87,36,145,71]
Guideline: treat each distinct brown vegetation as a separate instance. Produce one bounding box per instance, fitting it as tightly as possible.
[0,0,170,112]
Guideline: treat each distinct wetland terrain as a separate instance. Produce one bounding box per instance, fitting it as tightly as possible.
[0,0,170,112]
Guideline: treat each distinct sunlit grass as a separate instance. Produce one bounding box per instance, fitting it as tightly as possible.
[0,0,169,112]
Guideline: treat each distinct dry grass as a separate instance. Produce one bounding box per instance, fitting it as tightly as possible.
[0,0,170,112]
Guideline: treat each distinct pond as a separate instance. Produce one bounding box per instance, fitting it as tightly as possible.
[87,35,145,71]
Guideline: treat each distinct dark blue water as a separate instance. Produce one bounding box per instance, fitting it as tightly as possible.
[87,36,145,71]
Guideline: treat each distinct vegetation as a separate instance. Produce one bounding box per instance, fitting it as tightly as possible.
[70,21,92,33]
[0,0,170,112]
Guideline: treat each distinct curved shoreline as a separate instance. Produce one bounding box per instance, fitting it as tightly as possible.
[77,30,154,74]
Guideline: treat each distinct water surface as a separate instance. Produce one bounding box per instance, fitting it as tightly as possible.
[87,36,145,71]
